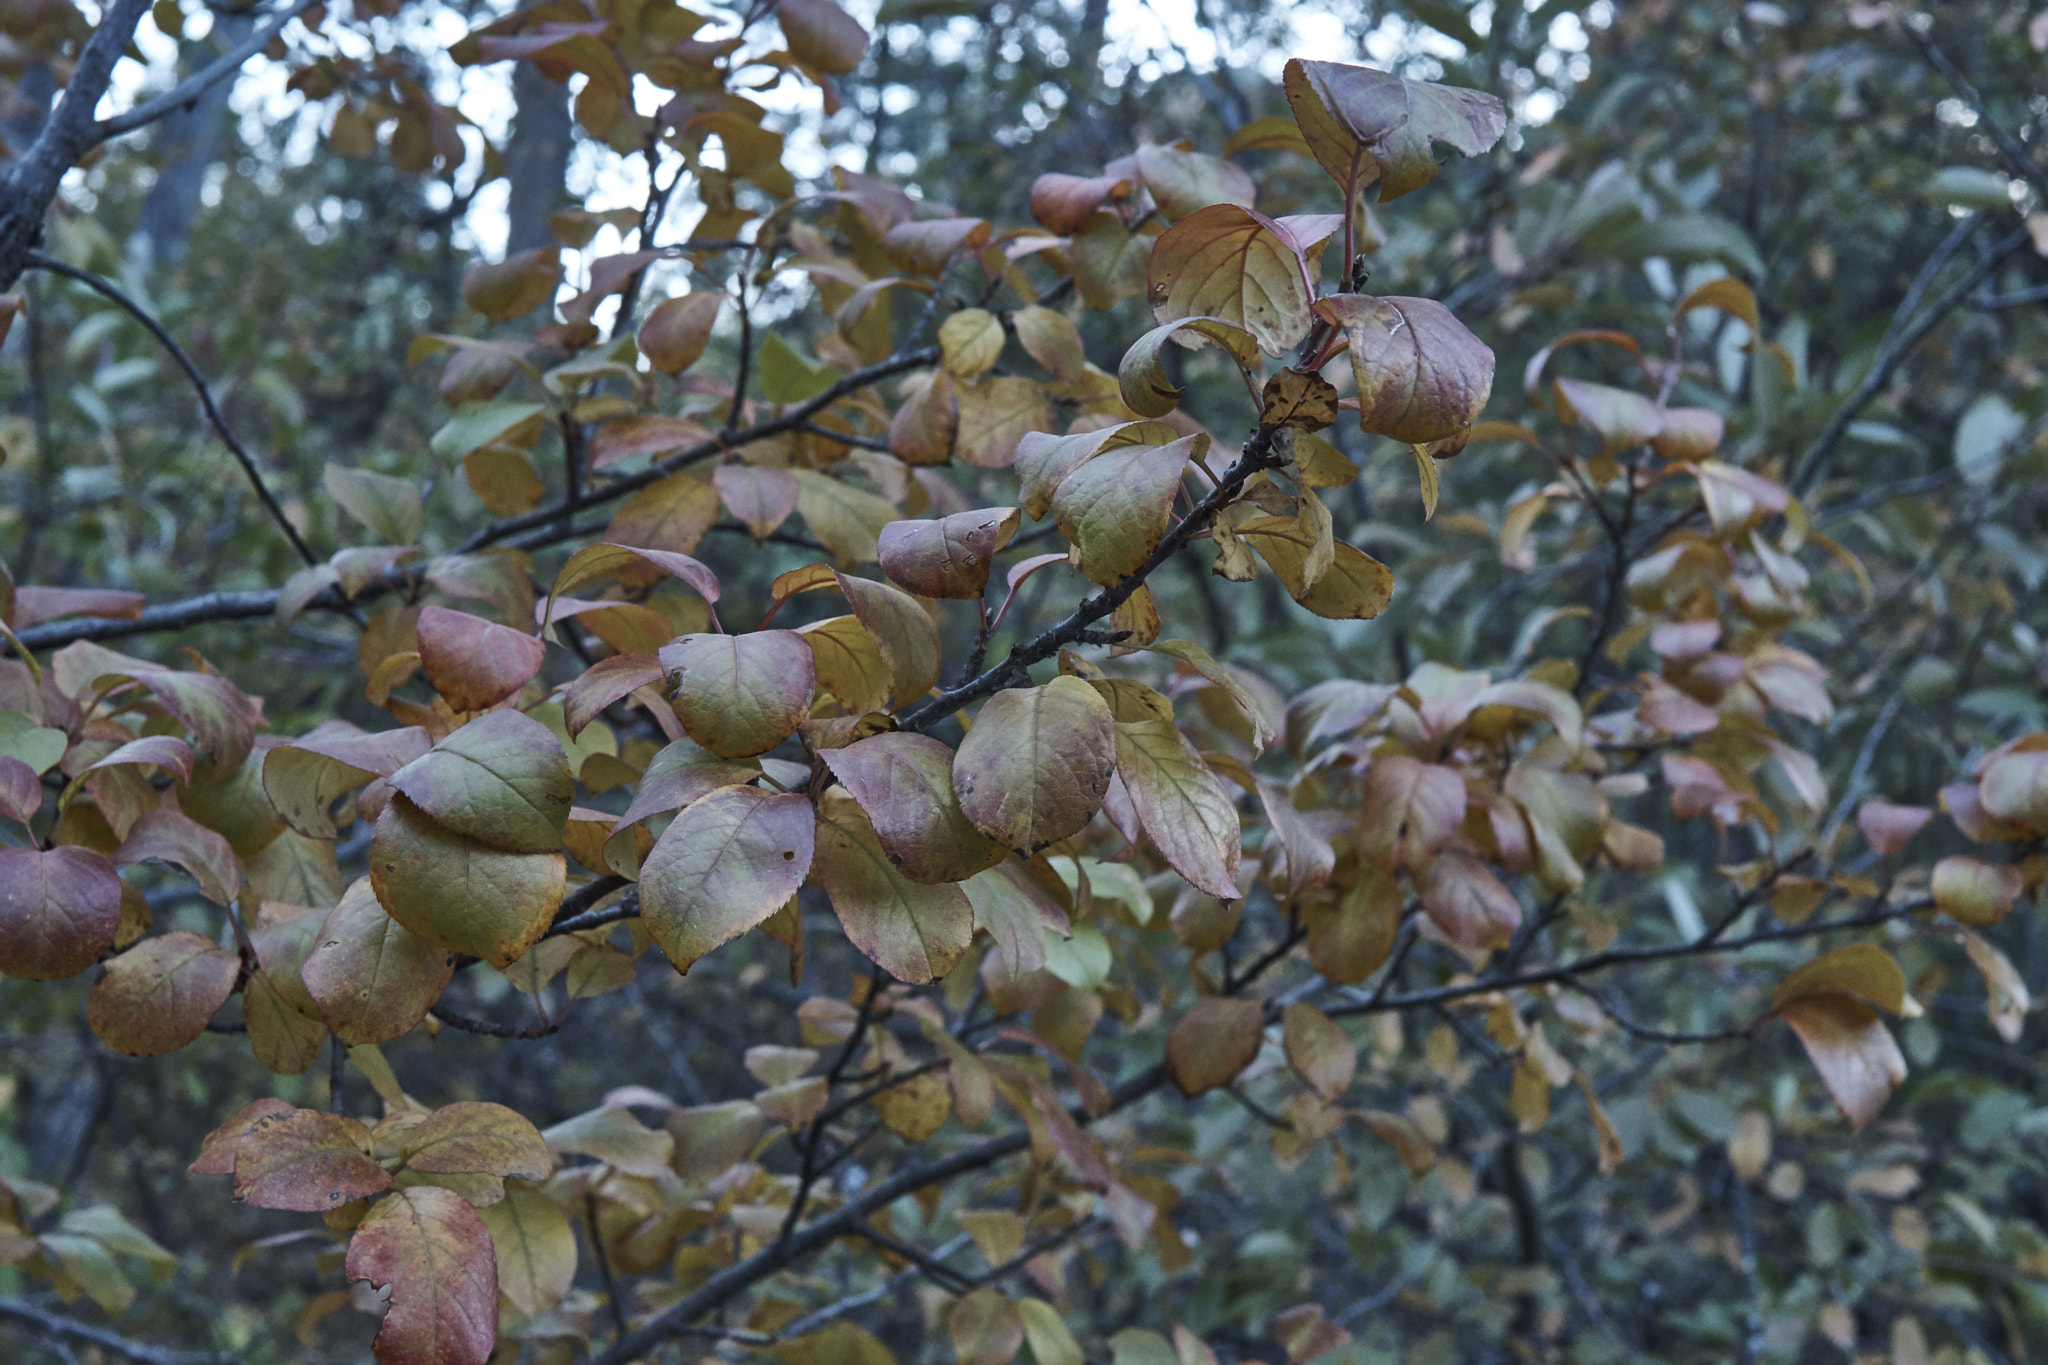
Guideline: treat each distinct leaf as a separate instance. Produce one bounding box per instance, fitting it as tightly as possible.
[560,654,666,740]
[1234,516,1394,620]
[823,733,1004,884]
[638,292,722,373]
[1030,173,1132,234]
[884,217,992,275]
[1132,143,1255,221]
[1857,801,1934,858]
[1260,368,1340,431]
[1050,434,1196,586]
[1167,996,1264,1095]
[190,1098,304,1174]
[1357,756,1465,871]
[1072,211,1151,309]
[1018,1299,1084,1365]
[1413,445,1440,519]
[324,464,423,546]
[660,631,816,758]
[953,678,1117,855]
[1146,205,1316,357]
[791,468,898,562]
[540,1106,674,1176]
[800,615,896,717]
[956,376,1055,469]
[1282,59,1506,203]
[1315,294,1495,452]
[835,571,941,706]
[889,369,958,465]
[368,795,566,970]
[113,807,240,903]
[416,606,545,712]
[1980,747,2048,829]
[1772,943,1908,1016]
[1304,867,1401,984]
[1419,848,1521,954]
[1598,215,1764,277]
[1961,929,2029,1044]
[235,1109,393,1211]
[605,473,722,560]
[941,308,1007,378]
[951,1288,1025,1365]
[1013,305,1087,382]
[1014,421,1177,520]
[386,710,573,855]
[1777,994,1906,1132]
[263,725,431,841]
[346,1187,498,1365]
[461,247,560,321]
[1282,1002,1355,1101]
[878,508,1021,599]
[961,859,1070,978]
[1112,721,1241,898]
[1931,856,2022,927]
[811,789,974,983]
[87,930,240,1056]
[1143,640,1280,755]
[301,877,454,1045]
[246,966,327,1075]
[1117,317,1258,418]
[0,845,122,981]
[430,401,547,462]
[715,464,800,539]
[401,1102,552,1180]
[641,787,816,973]
[478,1182,575,1316]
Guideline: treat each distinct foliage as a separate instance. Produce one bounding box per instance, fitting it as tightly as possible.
[3,2,2048,1364]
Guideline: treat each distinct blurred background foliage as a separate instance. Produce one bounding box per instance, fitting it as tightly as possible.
[3,1,2048,1362]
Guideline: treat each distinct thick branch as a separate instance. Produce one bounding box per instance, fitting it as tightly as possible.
[0,0,154,290]
[94,0,318,141]
[26,252,320,568]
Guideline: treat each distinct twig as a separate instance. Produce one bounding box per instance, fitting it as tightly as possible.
[1902,22,2048,201]
[851,1222,978,1293]
[1790,227,2030,493]
[586,1189,630,1339]
[24,252,320,568]
[0,1298,197,1365]
[94,0,319,141]
[429,1005,565,1040]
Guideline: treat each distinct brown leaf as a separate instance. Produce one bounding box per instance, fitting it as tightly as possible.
[1260,368,1341,431]
[1357,756,1465,872]
[638,292,721,373]
[811,789,974,984]
[823,733,1004,885]
[1282,59,1506,204]
[1282,1002,1355,1101]
[1167,996,1264,1096]
[878,508,1021,600]
[1931,855,2023,927]
[302,878,454,1045]
[416,606,545,712]
[1777,995,1906,1132]
[462,247,560,322]
[1146,204,1317,357]
[235,1109,393,1211]
[1857,801,1934,858]
[953,678,1117,855]
[714,464,800,539]
[1315,294,1495,451]
[87,931,241,1056]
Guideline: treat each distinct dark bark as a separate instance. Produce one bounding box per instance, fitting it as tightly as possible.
[132,14,254,263]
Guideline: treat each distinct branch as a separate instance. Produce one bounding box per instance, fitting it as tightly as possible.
[1790,227,2029,493]
[0,0,153,291]
[1328,897,1932,1021]
[898,424,1288,732]
[456,345,940,553]
[94,0,319,141]
[0,1297,197,1365]
[586,1064,1171,1365]
[15,590,289,650]
[1902,22,2048,202]
[24,253,320,568]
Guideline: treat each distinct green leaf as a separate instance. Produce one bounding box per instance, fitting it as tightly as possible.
[478,1182,576,1316]
[301,877,455,1045]
[386,710,574,855]
[1049,434,1198,586]
[1597,214,1764,277]
[429,401,547,462]
[324,463,424,545]
[758,331,840,403]
[368,795,566,970]
[660,631,816,758]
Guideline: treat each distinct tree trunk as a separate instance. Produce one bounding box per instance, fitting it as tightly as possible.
[131,14,254,264]
[504,62,574,255]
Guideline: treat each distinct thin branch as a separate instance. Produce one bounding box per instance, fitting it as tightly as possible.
[1902,22,2048,201]
[586,1065,1171,1365]
[429,1004,565,1040]
[94,0,319,141]
[24,252,320,568]
[1790,227,2030,493]
[851,1222,979,1293]
[898,424,1288,732]
[587,1189,631,1340]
